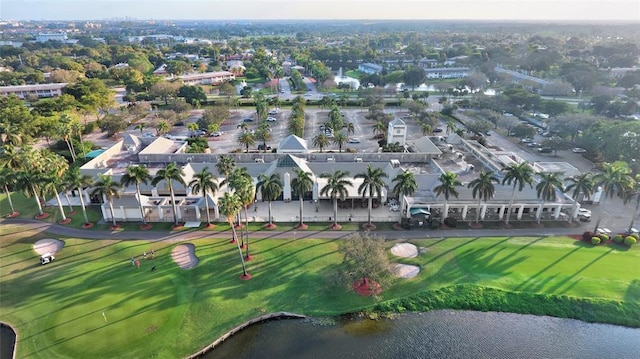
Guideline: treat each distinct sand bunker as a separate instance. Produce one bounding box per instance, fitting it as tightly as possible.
[171,243,199,269]
[392,264,421,278]
[33,238,64,255]
[390,243,418,258]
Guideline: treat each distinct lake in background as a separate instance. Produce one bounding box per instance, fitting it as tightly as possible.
[207,310,640,359]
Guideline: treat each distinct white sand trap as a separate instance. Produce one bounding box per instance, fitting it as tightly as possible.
[33,238,64,255]
[392,264,421,278]
[171,243,199,269]
[390,243,419,258]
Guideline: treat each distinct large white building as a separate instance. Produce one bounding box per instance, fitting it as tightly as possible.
[0,83,67,99]
[425,67,469,79]
[177,71,235,85]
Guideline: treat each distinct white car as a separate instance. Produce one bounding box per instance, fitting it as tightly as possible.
[348,138,361,144]
[596,228,612,235]
[572,148,587,153]
[624,228,639,235]
[266,117,277,122]
[268,109,278,115]
[577,208,591,218]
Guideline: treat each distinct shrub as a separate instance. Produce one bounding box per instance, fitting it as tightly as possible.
[591,237,601,245]
[429,221,440,229]
[582,231,594,241]
[444,217,458,228]
[631,233,639,240]
[598,233,609,241]
[624,236,637,246]
[613,234,624,244]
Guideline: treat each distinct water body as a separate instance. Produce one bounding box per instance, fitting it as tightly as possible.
[0,325,16,359]
[207,310,640,359]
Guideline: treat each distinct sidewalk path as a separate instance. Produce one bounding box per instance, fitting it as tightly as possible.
[1,218,585,243]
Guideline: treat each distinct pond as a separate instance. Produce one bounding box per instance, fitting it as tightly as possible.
[206,310,640,359]
[0,324,15,359]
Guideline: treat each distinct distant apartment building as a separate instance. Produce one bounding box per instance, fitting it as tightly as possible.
[178,71,235,85]
[0,83,67,99]
[358,63,383,75]
[425,67,469,79]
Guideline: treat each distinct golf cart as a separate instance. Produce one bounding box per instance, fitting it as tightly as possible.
[40,252,55,265]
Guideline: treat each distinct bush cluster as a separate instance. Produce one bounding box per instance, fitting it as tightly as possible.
[444,217,458,228]
[613,234,624,244]
[591,237,601,245]
[582,231,594,241]
[624,236,637,246]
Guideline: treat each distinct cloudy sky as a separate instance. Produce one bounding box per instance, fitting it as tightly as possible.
[2,0,639,21]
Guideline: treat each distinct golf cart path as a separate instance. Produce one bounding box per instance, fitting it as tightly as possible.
[1,218,587,242]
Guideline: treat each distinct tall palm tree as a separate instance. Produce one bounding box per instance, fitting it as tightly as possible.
[44,175,68,222]
[216,155,236,192]
[16,170,46,217]
[535,172,564,224]
[155,120,170,136]
[237,131,256,153]
[64,167,93,226]
[188,167,219,228]
[313,133,331,153]
[135,122,146,134]
[291,169,314,229]
[218,191,251,279]
[565,173,595,223]
[41,151,69,222]
[355,165,389,227]
[257,173,282,228]
[187,122,199,136]
[420,123,432,136]
[320,170,353,229]
[55,116,77,162]
[121,165,152,226]
[433,171,462,221]
[152,162,186,226]
[0,167,18,216]
[91,173,122,228]
[392,170,418,223]
[372,120,386,137]
[623,175,640,234]
[592,163,633,233]
[333,132,347,153]
[445,119,456,135]
[467,170,499,224]
[502,162,534,225]
[345,122,355,136]
[225,167,253,247]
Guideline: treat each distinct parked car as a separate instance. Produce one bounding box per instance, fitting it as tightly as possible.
[572,148,587,153]
[348,138,361,144]
[433,128,444,133]
[211,131,224,137]
[142,132,155,138]
[577,208,591,220]
[243,118,254,122]
[538,147,553,153]
[40,252,55,265]
[266,117,277,122]
[280,89,285,94]
[624,228,639,235]
[522,138,534,143]
[257,144,272,151]
[268,109,278,115]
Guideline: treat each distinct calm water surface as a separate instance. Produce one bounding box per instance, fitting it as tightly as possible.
[207,310,640,359]
[0,325,16,359]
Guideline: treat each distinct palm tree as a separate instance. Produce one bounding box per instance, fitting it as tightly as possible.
[623,175,640,234]
[345,122,355,136]
[188,167,219,228]
[91,174,122,228]
[225,167,253,247]
[155,120,170,136]
[16,170,47,217]
[392,170,418,223]
[372,120,386,137]
[187,122,199,136]
[535,172,564,224]
[592,163,633,233]
[257,173,282,228]
[565,173,595,223]
[55,115,77,162]
[333,132,347,153]
[433,171,462,221]
[152,162,186,227]
[312,133,331,153]
[254,124,273,151]
[420,123,432,136]
[216,155,236,192]
[445,119,456,135]
[237,131,255,153]
[135,122,146,134]
[218,191,251,279]
[320,170,353,229]
[0,167,18,216]
[355,165,389,227]
[501,162,534,225]
[43,175,68,223]
[467,170,500,224]
[64,167,93,226]
[121,165,152,226]
[291,169,314,229]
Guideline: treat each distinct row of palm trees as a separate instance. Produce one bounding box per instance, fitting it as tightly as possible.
[433,161,638,231]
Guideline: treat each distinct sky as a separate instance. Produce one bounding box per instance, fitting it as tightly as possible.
[2,0,639,21]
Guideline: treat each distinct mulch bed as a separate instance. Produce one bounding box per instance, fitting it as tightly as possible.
[353,278,382,296]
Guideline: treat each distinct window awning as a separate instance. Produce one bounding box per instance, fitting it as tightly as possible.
[410,208,431,216]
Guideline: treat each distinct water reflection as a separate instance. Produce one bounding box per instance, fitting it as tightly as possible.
[207,310,640,359]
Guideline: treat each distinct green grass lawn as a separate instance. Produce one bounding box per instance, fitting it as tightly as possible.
[1,226,638,358]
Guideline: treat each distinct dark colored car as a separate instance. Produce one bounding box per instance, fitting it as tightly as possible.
[538,147,553,153]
